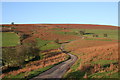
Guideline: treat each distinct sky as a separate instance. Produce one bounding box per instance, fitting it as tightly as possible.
[2,2,118,26]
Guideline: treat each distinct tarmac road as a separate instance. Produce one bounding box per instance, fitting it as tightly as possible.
[30,45,77,79]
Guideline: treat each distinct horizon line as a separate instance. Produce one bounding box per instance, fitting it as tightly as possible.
[0,23,118,27]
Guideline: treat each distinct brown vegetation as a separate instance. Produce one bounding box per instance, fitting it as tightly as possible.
[65,39,118,78]
[1,49,68,78]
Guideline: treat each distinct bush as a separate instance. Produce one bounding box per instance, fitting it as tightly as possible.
[2,48,25,67]
[20,33,31,44]
[20,34,30,40]
[93,34,99,37]
[104,34,108,37]
[79,30,85,36]
[2,42,40,68]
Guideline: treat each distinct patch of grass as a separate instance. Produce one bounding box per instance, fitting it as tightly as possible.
[71,29,118,40]
[64,58,85,78]
[2,54,70,80]
[107,72,119,78]
[40,42,61,51]
[71,59,81,72]
[26,65,53,79]
[2,32,20,47]
[3,72,25,79]
[3,65,53,80]
[36,38,51,48]
[91,60,117,66]
[64,52,82,78]
[85,38,113,41]
[36,38,61,51]
[65,70,85,78]
[88,71,119,78]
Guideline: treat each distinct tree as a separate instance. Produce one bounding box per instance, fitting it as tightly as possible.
[2,48,25,67]
[79,30,85,36]
[93,34,98,37]
[20,33,30,44]
[104,34,108,37]
[96,34,98,37]
[2,42,40,68]
[17,42,40,61]
[11,22,14,25]
[93,34,96,37]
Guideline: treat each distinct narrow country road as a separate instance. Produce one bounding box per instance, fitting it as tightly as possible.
[30,44,77,79]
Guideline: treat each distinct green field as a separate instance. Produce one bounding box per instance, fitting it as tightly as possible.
[71,29,118,40]
[51,28,118,40]
[2,32,20,47]
[36,38,61,51]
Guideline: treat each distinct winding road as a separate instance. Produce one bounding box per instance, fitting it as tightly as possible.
[30,44,77,79]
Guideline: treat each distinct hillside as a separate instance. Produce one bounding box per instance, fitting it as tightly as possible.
[1,24,119,79]
[64,39,118,78]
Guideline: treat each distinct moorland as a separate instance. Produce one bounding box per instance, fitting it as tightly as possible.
[0,24,119,79]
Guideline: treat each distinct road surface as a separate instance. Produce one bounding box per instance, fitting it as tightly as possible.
[30,45,77,79]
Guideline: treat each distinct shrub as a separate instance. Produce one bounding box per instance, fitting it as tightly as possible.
[79,31,85,36]
[96,34,98,37]
[20,34,30,40]
[93,34,96,37]
[2,48,15,66]
[104,34,108,37]
[93,34,98,37]
[2,42,40,69]
[20,33,30,44]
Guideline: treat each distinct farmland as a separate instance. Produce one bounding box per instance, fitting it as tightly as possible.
[71,29,118,40]
[2,32,20,47]
[1,24,119,79]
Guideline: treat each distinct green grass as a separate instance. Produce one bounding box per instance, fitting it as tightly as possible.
[2,54,69,80]
[63,52,82,78]
[64,58,85,78]
[52,29,118,40]
[91,60,117,66]
[64,47,119,78]
[2,32,20,47]
[26,65,53,79]
[85,38,113,41]
[107,72,119,78]
[36,38,61,51]
[88,71,119,78]
[40,42,61,50]
[36,38,51,48]
[3,65,54,80]
[71,29,118,40]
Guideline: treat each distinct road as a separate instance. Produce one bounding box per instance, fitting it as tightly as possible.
[30,44,77,79]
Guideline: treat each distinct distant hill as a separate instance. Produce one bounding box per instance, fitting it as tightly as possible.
[1,24,118,30]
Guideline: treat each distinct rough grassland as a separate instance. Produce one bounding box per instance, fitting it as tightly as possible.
[64,40,118,78]
[2,32,20,47]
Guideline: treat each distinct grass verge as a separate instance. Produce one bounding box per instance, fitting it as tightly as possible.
[2,53,70,80]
